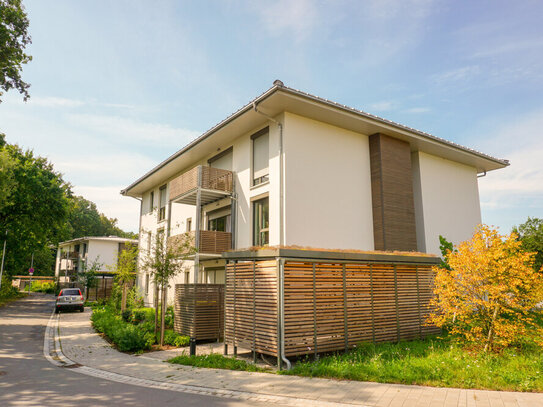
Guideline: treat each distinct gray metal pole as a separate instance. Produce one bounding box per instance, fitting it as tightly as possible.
[0,231,7,290]
[193,166,202,284]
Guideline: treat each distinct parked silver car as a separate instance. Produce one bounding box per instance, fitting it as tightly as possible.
[55,288,84,313]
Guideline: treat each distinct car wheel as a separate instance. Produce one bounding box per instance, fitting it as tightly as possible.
[55,308,59,314]
[80,306,84,312]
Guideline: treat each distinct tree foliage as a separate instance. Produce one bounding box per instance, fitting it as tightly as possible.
[63,195,137,240]
[112,244,138,312]
[78,257,102,300]
[513,217,543,273]
[0,135,135,277]
[0,0,32,102]
[428,225,543,352]
[0,135,70,276]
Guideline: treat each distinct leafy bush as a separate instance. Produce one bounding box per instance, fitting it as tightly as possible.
[0,275,21,302]
[108,284,144,312]
[429,225,543,351]
[132,307,155,324]
[91,307,153,352]
[121,309,132,322]
[30,280,56,294]
[163,329,189,347]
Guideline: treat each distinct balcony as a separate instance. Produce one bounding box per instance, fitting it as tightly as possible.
[169,165,233,205]
[169,230,232,256]
[64,251,79,259]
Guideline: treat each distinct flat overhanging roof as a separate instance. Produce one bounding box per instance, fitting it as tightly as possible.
[122,82,509,198]
[223,247,441,265]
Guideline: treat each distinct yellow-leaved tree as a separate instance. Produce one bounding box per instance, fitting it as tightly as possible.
[428,224,543,352]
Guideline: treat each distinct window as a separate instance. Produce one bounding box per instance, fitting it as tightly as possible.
[149,191,154,212]
[145,273,150,295]
[159,185,167,221]
[253,197,269,246]
[208,215,229,232]
[252,128,269,186]
[186,218,192,232]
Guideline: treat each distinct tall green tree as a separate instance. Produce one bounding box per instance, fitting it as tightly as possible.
[0,0,32,102]
[513,217,543,272]
[0,137,70,276]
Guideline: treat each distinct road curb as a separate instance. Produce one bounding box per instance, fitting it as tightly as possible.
[44,310,368,407]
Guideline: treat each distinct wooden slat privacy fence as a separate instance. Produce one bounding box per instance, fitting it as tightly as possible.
[225,258,439,359]
[168,230,232,255]
[224,260,278,356]
[174,284,224,340]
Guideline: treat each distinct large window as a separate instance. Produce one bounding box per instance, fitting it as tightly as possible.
[158,185,167,221]
[252,128,269,186]
[208,215,230,232]
[149,191,154,212]
[253,197,269,246]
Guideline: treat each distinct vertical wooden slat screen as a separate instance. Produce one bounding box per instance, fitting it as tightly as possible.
[174,284,224,340]
[282,261,440,357]
[224,260,278,356]
[224,257,439,359]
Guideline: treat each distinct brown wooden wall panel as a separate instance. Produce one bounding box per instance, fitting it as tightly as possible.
[369,133,417,251]
[174,284,224,340]
[169,166,233,201]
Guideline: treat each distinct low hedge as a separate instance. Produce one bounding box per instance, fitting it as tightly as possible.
[91,306,189,352]
[91,307,154,352]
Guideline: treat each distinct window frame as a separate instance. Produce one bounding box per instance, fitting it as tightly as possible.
[158,185,167,221]
[252,197,269,246]
[251,127,269,186]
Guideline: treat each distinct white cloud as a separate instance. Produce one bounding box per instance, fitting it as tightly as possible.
[66,113,200,148]
[368,101,395,112]
[404,107,430,114]
[477,109,543,212]
[252,0,320,42]
[72,185,140,232]
[28,96,85,108]
[431,65,481,85]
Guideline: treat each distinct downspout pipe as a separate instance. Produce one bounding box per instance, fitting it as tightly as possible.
[278,258,291,370]
[253,101,284,246]
[477,170,487,178]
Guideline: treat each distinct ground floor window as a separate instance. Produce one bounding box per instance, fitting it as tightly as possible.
[253,197,269,246]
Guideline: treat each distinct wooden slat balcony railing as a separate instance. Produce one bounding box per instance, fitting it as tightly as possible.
[64,251,79,259]
[169,165,233,202]
[168,230,232,255]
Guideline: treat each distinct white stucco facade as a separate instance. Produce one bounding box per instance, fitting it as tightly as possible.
[283,113,375,250]
[412,151,482,255]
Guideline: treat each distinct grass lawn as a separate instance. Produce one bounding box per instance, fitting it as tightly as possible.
[167,334,543,392]
[282,336,543,392]
[169,353,270,373]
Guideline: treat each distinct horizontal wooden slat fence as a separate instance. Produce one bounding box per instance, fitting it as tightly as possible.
[174,284,224,340]
[225,258,439,359]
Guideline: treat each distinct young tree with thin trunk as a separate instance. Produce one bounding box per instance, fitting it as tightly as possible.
[428,225,543,352]
[141,232,194,346]
[78,257,102,301]
[113,245,138,312]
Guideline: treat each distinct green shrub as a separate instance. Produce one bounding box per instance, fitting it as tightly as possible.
[91,307,152,352]
[30,280,56,294]
[163,329,189,347]
[121,309,132,322]
[132,307,155,324]
[0,275,21,303]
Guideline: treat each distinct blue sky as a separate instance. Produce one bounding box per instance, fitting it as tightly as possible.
[1,0,542,233]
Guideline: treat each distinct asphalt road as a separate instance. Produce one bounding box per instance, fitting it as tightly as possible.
[0,293,266,407]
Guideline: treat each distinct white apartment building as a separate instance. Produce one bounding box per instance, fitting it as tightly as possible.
[122,80,508,305]
[55,236,138,282]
